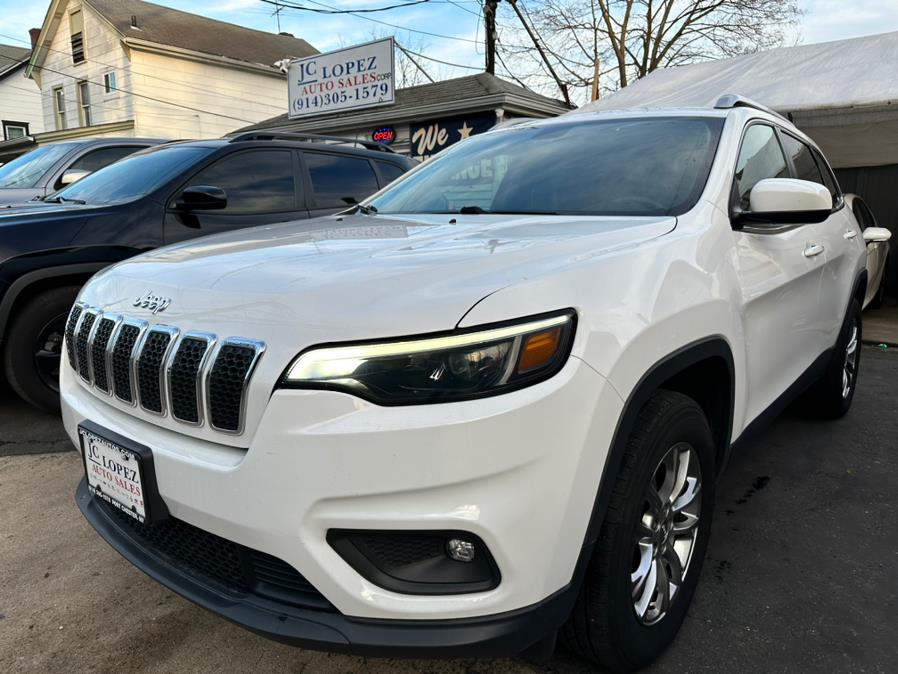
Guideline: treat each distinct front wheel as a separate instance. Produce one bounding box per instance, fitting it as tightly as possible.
[563,390,716,671]
[2,285,80,412]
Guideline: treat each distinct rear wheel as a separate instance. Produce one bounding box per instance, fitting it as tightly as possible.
[563,390,716,671]
[803,299,862,419]
[2,286,80,412]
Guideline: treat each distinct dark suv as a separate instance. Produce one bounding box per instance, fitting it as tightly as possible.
[0,138,163,206]
[0,132,416,410]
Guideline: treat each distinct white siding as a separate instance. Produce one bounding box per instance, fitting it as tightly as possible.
[128,50,288,139]
[0,68,45,137]
[37,1,134,134]
[34,0,290,140]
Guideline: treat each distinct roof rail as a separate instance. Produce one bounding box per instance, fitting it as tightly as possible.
[228,130,395,153]
[714,94,788,121]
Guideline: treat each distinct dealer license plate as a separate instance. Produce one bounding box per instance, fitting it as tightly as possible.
[80,427,147,523]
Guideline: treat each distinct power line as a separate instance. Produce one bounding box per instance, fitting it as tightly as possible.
[398,44,481,70]
[0,52,256,125]
[259,0,434,13]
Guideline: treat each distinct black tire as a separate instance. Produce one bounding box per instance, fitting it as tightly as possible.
[803,299,862,420]
[562,390,716,672]
[2,285,80,412]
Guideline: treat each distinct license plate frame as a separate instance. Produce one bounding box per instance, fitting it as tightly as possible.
[78,420,168,524]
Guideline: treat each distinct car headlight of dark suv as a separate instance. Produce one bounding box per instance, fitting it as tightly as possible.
[280,310,576,405]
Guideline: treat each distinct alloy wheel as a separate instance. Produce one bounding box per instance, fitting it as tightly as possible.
[33,313,67,393]
[842,320,859,399]
[631,442,702,625]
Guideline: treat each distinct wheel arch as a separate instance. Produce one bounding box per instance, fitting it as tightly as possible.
[580,336,735,551]
[0,262,110,350]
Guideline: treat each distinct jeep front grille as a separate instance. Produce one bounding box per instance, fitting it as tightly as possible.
[65,303,264,434]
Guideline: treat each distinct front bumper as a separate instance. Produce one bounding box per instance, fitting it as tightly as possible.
[63,349,624,651]
[77,477,577,656]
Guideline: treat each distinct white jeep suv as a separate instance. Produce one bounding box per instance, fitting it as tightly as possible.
[61,96,867,671]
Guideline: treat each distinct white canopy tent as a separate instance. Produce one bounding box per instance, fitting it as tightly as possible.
[577,30,898,169]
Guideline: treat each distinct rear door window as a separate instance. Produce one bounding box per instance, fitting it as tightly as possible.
[374,161,407,187]
[305,153,379,209]
[55,145,142,189]
[734,124,789,211]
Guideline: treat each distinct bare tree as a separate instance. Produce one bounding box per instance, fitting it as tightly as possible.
[499,0,800,102]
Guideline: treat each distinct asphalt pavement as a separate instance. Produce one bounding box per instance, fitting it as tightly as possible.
[1,346,896,673]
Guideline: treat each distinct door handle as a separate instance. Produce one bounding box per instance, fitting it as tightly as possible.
[803,242,825,258]
[844,229,858,240]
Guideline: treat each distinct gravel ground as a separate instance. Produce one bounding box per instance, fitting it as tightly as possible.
[1,346,896,673]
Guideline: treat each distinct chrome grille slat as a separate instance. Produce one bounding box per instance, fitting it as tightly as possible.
[76,310,98,383]
[206,339,265,434]
[111,320,146,404]
[136,326,178,415]
[69,312,262,435]
[167,333,214,425]
[64,304,83,368]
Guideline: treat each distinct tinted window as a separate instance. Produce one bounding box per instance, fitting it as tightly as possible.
[734,124,789,210]
[55,146,142,189]
[852,198,876,230]
[780,134,825,186]
[811,147,841,202]
[182,150,296,213]
[306,153,380,208]
[54,145,214,205]
[369,118,724,216]
[0,143,77,188]
[375,161,407,186]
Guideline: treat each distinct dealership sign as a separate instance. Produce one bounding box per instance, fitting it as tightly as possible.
[288,38,395,119]
[409,112,496,159]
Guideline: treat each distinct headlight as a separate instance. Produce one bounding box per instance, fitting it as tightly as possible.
[280,310,576,405]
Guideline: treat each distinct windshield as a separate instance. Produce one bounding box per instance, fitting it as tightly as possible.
[368,117,724,217]
[51,145,215,206]
[0,143,77,189]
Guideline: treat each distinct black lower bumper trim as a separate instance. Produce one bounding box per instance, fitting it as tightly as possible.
[76,478,580,657]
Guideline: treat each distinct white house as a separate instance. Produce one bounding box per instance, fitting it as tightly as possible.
[25,0,318,142]
[0,44,45,142]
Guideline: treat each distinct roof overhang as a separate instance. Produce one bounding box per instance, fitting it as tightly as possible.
[0,135,37,163]
[121,37,287,78]
[33,119,135,144]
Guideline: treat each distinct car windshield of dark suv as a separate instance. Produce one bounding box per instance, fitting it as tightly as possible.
[0,143,78,189]
[49,145,215,206]
[367,117,724,217]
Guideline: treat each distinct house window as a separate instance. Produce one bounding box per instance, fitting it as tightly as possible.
[103,71,117,94]
[77,81,92,126]
[53,87,67,130]
[2,121,29,140]
[70,9,85,64]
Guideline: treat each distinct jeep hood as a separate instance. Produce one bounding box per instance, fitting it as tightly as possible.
[83,212,675,340]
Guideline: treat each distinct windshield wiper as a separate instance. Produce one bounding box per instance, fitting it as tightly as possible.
[357,204,378,215]
[458,205,489,214]
[43,196,86,205]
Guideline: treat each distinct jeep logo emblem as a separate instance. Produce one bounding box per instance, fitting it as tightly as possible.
[133,291,171,315]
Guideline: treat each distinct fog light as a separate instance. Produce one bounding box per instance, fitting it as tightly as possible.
[447,538,476,562]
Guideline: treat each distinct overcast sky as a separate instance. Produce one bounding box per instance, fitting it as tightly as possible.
[1,0,897,82]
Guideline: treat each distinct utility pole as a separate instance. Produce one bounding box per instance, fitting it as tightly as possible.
[506,0,571,106]
[484,0,498,75]
[591,56,600,101]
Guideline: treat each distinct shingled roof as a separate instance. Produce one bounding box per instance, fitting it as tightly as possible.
[86,0,317,68]
[239,72,571,132]
[0,43,31,79]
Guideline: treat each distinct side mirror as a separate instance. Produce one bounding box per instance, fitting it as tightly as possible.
[60,168,91,186]
[734,178,833,227]
[863,226,892,244]
[175,185,227,211]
